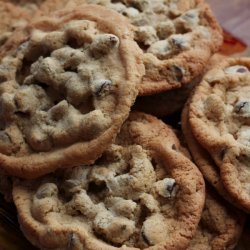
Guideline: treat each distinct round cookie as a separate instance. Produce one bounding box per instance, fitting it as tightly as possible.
[188,57,250,212]
[187,187,245,250]
[13,112,205,250]
[64,0,222,95]
[0,5,144,178]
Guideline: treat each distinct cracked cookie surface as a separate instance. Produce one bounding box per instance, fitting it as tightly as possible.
[189,57,250,212]
[64,0,222,95]
[13,112,205,250]
[0,5,143,178]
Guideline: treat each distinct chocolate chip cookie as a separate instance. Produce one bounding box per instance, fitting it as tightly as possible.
[0,5,144,178]
[13,112,205,249]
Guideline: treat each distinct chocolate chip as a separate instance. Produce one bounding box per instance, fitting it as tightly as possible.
[171,65,184,81]
[185,12,196,19]
[109,35,119,45]
[122,7,140,18]
[68,233,81,248]
[90,34,119,58]
[154,178,177,198]
[171,36,186,48]
[224,65,249,74]
[64,179,81,189]
[237,67,248,73]
[171,144,177,150]
[0,131,10,143]
[141,230,151,246]
[219,147,227,161]
[236,102,248,112]
[36,183,58,199]
[234,101,249,114]
[94,79,112,97]
[166,179,176,194]
[15,41,29,55]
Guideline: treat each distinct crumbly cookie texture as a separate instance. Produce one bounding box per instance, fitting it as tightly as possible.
[13,112,205,250]
[67,0,222,95]
[0,5,143,178]
[187,188,245,250]
[0,2,31,49]
[189,57,250,212]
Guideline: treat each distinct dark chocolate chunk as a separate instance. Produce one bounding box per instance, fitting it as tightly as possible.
[171,65,184,81]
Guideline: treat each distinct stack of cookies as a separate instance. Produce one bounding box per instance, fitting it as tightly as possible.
[0,0,249,249]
